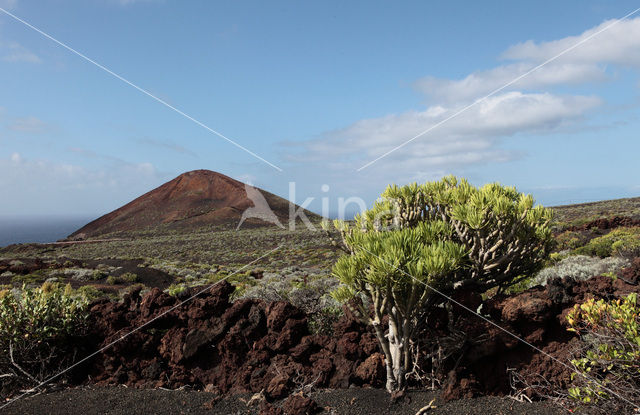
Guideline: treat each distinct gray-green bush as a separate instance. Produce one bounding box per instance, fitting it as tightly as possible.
[531,255,629,287]
[0,283,89,394]
[239,271,342,335]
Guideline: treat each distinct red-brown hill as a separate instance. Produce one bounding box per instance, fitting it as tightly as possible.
[69,170,317,238]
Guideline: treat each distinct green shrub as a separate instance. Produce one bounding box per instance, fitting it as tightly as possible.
[504,275,536,295]
[91,270,106,280]
[11,270,48,285]
[106,272,139,285]
[166,283,187,296]
[227,273,257,298]
[548,251,568,264]
[119,272,139,283]
[308,305,342,335]
[555,230,587,251]
[573,239,610,258]
[0,283,89,393]
[566,294,640,412]
[573,227,640,258]
[328,176,553,392]
[75,285,106,302]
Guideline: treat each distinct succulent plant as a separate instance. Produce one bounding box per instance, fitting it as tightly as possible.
[329,176,553,392]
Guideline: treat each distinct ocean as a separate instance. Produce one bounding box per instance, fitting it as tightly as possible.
[0,216,95,247]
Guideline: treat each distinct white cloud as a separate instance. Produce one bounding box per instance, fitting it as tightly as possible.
[414,62,606,104]
[414,17,640,104]
[502,18,640,66]
[291,92,599,178]
[0,153,165,215]
[1,41,41,64]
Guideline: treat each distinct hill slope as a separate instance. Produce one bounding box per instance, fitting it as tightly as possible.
[551,196,640,226]
[69,170,317,238]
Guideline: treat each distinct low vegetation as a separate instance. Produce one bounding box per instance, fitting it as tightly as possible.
[0,226,340,273]
[238,270,342,335]
[573,227,640,259]
[106,272,139,285]
[554,230,589,251]
[529,255,629,287]
[552,197,640,230]
[0,283,89,392]
[567,293,640,412]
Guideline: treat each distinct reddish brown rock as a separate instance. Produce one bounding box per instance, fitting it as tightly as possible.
[282,394,319,415]
[354,353,385,386]
[441,370,479,401]
[500,293,553,323]
[158,327,187,363]
[266,373,291,400]
[274,318,308,351]
[78,259,640,404]
[336,331,361,359]
[266,301,304,331]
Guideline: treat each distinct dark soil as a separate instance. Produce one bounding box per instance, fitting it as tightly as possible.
[0,257,175,290]
[1,386,565,415]
[82,258,175,289]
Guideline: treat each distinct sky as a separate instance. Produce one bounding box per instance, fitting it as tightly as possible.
[1,0,640,218]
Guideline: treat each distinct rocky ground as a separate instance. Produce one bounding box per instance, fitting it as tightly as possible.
[2,386,565,415]
[3,257,637,413]
[56,257,636,402]
[2,210,639,414]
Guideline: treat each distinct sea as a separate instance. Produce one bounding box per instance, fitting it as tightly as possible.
[0,216,95,247]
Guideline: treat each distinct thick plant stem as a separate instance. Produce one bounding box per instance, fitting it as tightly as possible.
[372,323,400,392]
[387,309,407,392]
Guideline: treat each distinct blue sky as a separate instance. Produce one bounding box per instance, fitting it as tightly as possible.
[1,0,639,217]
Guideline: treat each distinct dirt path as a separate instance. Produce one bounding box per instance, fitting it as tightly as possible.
[2,386,566,415]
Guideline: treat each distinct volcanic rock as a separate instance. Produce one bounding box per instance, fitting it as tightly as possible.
[77,259,640,404]
[69,170,318,238]
[282,394,320,415]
